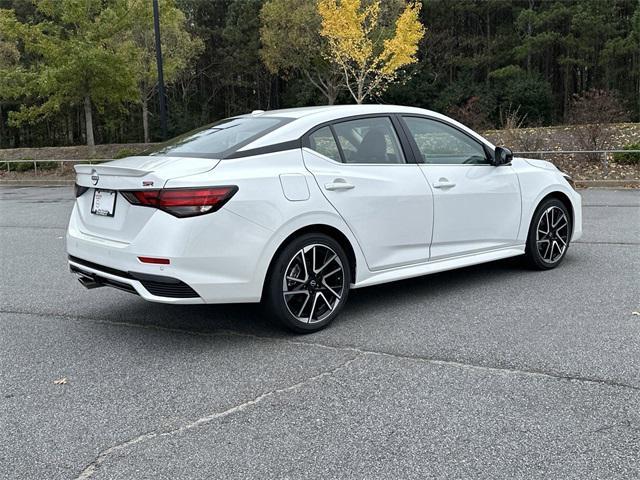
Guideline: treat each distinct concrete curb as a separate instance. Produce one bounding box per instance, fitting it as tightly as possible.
[575,180,640,188]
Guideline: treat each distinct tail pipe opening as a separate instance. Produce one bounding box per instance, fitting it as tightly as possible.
[76,273,103,290]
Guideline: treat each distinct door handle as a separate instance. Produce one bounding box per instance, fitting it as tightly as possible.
[324,179,355,191]
[433,178,456,189]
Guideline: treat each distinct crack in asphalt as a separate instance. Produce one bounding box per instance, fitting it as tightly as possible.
[575,241,640,245]
[74,354,361,480]
[590,420,635,435]
[2,308,640,477]
[583,204,639,208]
[3,308,639,394]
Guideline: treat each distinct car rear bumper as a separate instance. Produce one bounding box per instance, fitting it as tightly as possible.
[69,255,204,304]
[66,203,272,304]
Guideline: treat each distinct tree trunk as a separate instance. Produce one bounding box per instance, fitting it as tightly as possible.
[526,0,533,74]
[0,105,4,148]
[67,112,74,145]
[356,80,364,104]
[327,76,342,105]
[326,83,337,105]
[142,97,150,143]
[83,96,95,148]
[485,10,490,84]
[563,64,570,122]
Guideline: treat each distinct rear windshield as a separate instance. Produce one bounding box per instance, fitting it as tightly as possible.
[150,117,291,158]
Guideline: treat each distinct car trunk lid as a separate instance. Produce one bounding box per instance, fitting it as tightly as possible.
[73,156,220,243]
[75,156,220,190]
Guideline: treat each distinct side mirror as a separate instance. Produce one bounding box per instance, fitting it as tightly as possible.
[494,146,513,166]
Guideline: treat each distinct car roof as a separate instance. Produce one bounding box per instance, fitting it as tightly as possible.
[238,104,431,119]
[233,104,495,153]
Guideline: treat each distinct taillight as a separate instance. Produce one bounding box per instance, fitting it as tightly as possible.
[121,186,238,218]
[75,183,89,198]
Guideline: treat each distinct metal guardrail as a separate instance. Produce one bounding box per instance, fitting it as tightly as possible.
[1,158,108,175]
[1,150,639,175]
[513,150,640,155]
[513,150,640,175]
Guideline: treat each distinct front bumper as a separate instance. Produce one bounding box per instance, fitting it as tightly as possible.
[569,189,583,242]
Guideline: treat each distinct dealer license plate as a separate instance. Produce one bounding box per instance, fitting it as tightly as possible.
[91,189,117,217]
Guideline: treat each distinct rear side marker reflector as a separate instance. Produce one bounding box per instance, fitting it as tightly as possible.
[121,186,238,218]
[138,256,170,265]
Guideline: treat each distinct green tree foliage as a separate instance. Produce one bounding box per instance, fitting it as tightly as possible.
[0,0,139,146]
[0,0,638,149]
[261,0,342,104]
[220,0,270,116]
[0,23,21,97]
[390,0,639,127]
[488,66,553,125]
[0,12,23,145]
[128,0,203,143]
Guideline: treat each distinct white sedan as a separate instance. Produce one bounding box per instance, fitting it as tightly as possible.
[67,105,581,332]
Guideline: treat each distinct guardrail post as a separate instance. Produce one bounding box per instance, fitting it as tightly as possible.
[602,151,609,177]
[33,160,37,176]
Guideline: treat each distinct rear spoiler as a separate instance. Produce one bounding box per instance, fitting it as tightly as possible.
[74,164,151,177]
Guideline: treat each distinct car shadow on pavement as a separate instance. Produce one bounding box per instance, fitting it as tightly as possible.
[90,254,553,339]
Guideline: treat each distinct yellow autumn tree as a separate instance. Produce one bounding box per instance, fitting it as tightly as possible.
[317,0,424,104]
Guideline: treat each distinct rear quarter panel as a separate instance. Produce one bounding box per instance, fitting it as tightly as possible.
[164,149,369,296]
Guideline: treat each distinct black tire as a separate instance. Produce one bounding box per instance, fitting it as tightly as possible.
[524,198,572,270]
[263,233,351,333]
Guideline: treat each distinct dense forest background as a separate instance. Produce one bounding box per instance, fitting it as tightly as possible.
[1,0,638,149]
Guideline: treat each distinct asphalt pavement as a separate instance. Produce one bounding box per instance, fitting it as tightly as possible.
[1,186,639,480]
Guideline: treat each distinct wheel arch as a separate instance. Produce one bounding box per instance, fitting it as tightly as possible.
[262,224,358,296]
[537,191,574,236]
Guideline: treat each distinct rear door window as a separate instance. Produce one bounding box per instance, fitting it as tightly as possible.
[332,117,406,164]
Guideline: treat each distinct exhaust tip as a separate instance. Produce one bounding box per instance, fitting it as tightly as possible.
[77,274,103,290]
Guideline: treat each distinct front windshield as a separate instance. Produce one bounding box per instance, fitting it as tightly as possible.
[150,117,290,158]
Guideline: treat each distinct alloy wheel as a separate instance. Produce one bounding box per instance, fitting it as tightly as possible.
[282,244,345,324]
[536,205,569,263]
